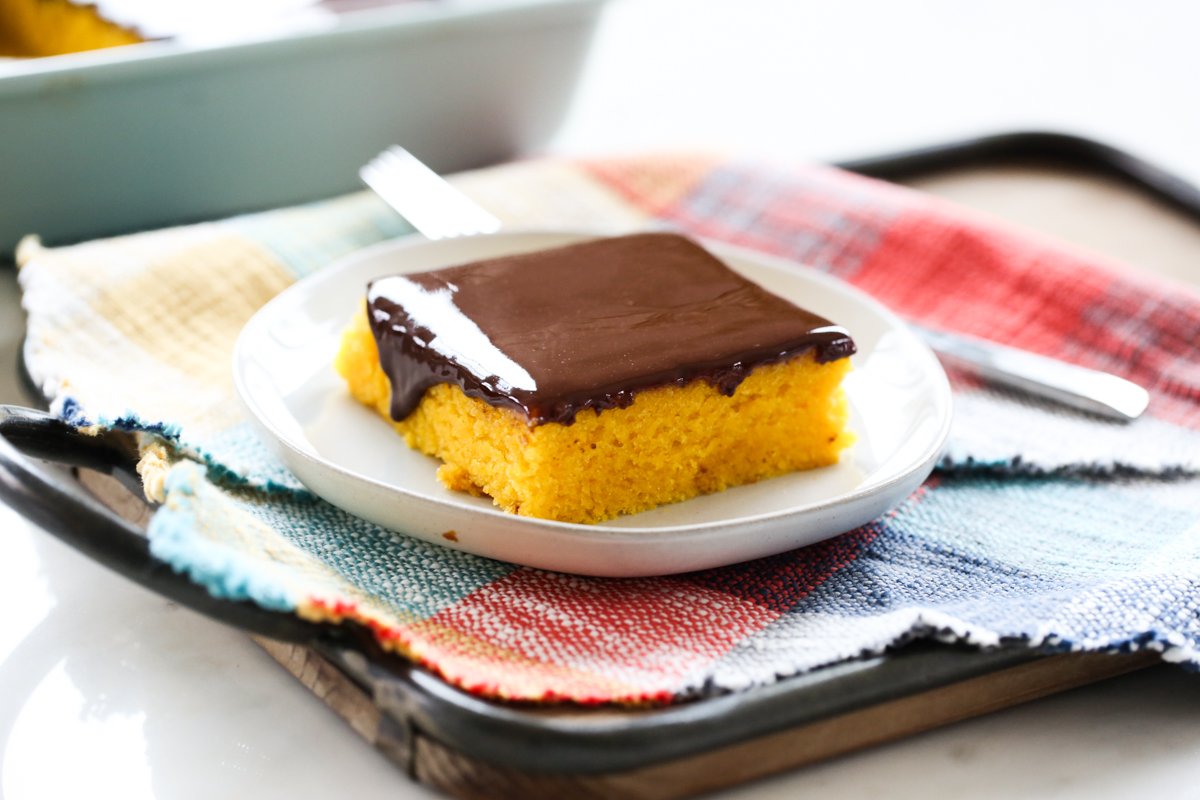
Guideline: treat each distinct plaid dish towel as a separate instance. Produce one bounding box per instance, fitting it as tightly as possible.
[17,155,1200,703]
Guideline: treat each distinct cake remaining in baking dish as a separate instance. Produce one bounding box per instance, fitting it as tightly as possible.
[0,0,426,58]
[0,0,141,57]
[335,233,856,524]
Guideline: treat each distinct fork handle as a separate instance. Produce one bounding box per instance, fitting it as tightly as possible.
[911,325,1150,422]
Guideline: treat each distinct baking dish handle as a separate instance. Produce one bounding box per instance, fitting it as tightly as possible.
[0,405,335,645]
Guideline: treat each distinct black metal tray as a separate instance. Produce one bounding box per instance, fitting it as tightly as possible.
[0,131,1191,799]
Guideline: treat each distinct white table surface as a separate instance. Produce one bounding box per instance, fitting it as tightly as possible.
[5,1,1200,797]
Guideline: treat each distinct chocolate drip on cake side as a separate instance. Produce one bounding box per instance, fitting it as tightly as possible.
[367,233,855,426]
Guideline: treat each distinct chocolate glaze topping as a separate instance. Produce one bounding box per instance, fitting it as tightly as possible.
[367,233,855,426]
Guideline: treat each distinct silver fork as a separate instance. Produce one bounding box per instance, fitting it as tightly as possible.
[360,146,1150,421]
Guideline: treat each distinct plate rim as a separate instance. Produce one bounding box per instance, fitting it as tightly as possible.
[233,230,953,541]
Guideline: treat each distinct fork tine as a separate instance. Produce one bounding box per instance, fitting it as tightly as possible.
[360,146,502,240]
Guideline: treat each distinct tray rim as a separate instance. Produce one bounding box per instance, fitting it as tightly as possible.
[330,638,1054,775]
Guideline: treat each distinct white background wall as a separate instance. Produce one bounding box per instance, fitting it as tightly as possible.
[551,0,1200,183]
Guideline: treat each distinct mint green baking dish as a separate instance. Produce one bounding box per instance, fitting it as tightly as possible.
[0,0,603,257]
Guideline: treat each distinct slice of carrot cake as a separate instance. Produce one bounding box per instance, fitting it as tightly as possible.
[335,232,856,524]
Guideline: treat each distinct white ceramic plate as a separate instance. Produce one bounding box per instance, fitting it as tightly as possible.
[233,232,952,577]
